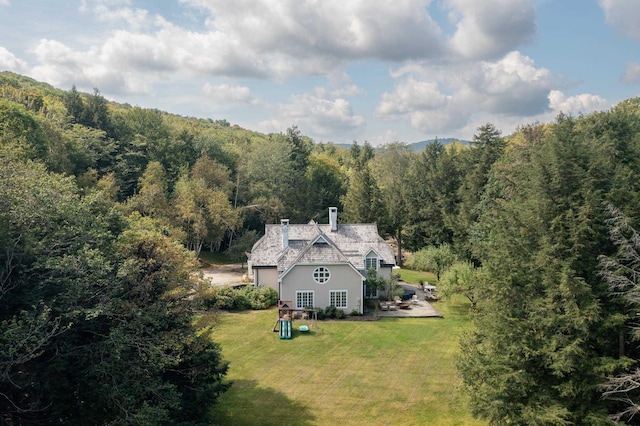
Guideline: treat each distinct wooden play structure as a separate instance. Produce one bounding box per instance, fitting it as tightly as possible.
[273,300,318,339]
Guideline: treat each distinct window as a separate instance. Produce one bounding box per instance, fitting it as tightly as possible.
[296,291,314,309]
[330,290,348,309]
[313,266,331,284]
[365,256,378,271]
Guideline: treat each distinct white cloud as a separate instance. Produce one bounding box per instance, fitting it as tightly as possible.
[478,51,552,115]
[0,0,10,6]
[376,79,450,116]
[265,91,365,139]
[375,51,553,135]
[0,46,28,72]
[446,0,536,59]
[203,83,254,104]
[29,39,150,95]
[599,0,640,40]
[327,71,365,97]
[181,0,443,62]
[621,61,640,84]
[548,90,609,115]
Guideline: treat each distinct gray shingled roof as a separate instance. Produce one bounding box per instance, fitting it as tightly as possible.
[250,221,396,274]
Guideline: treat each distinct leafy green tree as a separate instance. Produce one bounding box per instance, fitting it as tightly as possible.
[406,243,457,281]
[81,88,112,136]
[227,229,259,268]
[0,151,229,424]
[438,261,484,309]
[126,160,170,218]
[192,155,234,197]
[304,151,347,222]
[245,134,295,219]
[0,99,48,160]
[173,171,240,257]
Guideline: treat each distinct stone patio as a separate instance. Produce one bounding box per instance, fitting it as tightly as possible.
[374,283,443,318]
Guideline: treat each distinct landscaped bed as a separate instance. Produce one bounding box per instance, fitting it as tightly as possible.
[206,295,485,425]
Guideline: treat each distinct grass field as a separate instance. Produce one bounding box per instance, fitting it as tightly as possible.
[206,295,485,426]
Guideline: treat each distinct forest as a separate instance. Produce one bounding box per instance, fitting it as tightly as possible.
[2,70,640,424]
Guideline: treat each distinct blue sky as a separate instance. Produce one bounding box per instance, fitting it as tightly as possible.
[1,0,639,145]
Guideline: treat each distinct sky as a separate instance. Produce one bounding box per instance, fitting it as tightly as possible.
[0,0,639,145]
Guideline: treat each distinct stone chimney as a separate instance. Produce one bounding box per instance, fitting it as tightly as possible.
[281,219,289,249]
[329,207,338,232]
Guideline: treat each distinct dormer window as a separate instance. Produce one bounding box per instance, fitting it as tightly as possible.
[365,256,378,271]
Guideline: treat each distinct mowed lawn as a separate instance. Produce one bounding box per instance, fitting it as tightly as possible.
[206,296,485,426]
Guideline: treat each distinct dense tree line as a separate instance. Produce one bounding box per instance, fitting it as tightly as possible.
[3,71,640,422]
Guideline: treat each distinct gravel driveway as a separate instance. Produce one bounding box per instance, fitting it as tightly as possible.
[201,264,247,286]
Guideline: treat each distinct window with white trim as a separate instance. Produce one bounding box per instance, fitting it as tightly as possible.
[330,290,348,309]
[296,291,314,309]
[364,256,378,271]
[313,266,331,284]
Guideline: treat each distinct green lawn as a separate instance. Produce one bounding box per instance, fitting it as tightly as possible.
[206,296,485,425]
[397,268,438,285]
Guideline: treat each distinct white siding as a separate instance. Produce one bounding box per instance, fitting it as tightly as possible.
[253,267,279,291]
[281,264,364,314]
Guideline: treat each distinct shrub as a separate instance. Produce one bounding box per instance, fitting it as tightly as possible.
[238,286,279,310]
[335,309,345,319]
[197,285,278,311]
[324,305,337,318]
[314,307,326,320]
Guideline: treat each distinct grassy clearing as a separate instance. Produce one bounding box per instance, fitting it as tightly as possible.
[397,268,437,285]
[206,296,484,426]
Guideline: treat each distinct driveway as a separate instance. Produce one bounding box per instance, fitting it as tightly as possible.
[201,264,247,286]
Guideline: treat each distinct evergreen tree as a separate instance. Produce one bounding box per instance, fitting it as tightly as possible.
[342,163,385,224]
[63,84,85,124]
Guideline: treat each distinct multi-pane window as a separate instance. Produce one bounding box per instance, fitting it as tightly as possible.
[330,290,348,309]
[364,256,378,271]
[296,291,314,309]
[313,266,331,284]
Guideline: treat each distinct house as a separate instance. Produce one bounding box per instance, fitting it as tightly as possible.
[249,207,396,314]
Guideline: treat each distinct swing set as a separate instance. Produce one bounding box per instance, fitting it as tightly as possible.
[273,300,319,339]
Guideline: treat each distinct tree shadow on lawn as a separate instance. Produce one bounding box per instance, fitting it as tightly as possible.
[209,379,316,425]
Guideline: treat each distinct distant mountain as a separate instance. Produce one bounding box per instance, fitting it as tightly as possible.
[408,138,470,151]
[333,137,470,151]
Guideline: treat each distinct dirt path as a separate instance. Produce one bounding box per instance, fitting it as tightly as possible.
[201,264,247,286]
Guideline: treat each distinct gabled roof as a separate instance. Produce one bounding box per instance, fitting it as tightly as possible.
[250,219,396,275]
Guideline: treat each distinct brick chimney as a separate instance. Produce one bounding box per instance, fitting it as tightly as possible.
[329,207,338,232]
[281,219,289,249]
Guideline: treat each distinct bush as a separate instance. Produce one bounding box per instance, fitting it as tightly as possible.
[324,305,337,318]
[197,285,278,310]
[314,307,326,320]
[238,286,279,310]
[335,309,345,319]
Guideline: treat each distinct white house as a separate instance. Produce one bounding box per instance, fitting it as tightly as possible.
[249,207,396,314]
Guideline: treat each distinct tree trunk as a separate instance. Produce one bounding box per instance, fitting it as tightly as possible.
[396,226,403,267]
